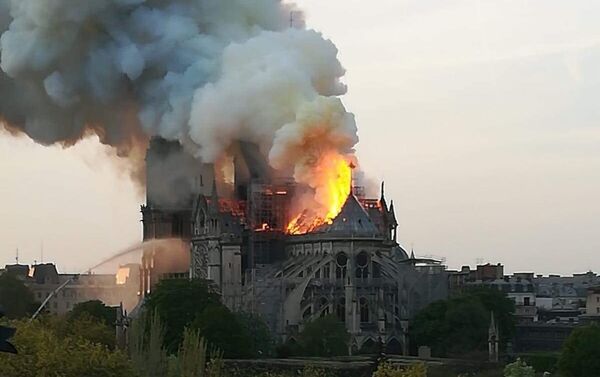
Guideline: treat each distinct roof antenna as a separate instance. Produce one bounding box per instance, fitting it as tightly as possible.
[349,161,356,196]
[15,248,19,265]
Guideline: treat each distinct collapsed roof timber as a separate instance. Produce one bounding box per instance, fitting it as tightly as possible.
[140,137,447,354]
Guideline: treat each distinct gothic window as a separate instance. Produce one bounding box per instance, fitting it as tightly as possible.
[356,251,368,267]
[195,210,206,235]
[323,264,331,279]
[335,253,348,279]
[336,252,348,266]
[359,297,369,323]
[355,251,369,279]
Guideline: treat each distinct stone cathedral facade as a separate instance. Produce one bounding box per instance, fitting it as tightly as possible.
[190,181,448,354]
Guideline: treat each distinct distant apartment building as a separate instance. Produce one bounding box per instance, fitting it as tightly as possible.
[448,264,537,323]
[448,263,503,296]
[3,263,141,315]
[584,286,600,320]
[533,271,598,323]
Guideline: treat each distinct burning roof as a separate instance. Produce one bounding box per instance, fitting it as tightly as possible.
[313,194,381,237]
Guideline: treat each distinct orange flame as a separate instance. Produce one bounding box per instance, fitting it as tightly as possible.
[287,153,353,234]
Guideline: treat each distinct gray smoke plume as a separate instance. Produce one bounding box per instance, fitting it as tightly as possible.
[0,0,358,208]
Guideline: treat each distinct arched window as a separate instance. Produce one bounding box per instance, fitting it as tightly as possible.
[335,253,348,279]
[355,251,369,279]
[195,210,206,235]
[323,263,331,279]
[359,297,369,323]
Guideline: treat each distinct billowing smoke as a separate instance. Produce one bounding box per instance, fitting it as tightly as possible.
[0,0,359,212]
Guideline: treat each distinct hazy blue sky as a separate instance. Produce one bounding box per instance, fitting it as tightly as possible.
[1,0,599,274]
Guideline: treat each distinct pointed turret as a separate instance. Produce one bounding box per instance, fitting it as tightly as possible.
[209,177,219,212]
[379,181,388,211]
[389,200,398,241]
[389,200,398,226]
[488,311,499,362]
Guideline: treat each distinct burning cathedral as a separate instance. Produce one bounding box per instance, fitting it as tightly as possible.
[0,0,449,355]
[141,138,448,354]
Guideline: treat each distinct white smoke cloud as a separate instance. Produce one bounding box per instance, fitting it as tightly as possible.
[0,0,359,202]
[188,28,351,162]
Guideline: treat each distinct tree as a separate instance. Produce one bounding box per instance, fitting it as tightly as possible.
[145,279,220,352]
[372,361,427,377]
[0,273,37,319]
[69,300,116,325]
[128,311,225,377]
[467,287,516,344]
[558,324,600,377]
[410,288,515,358]
[235,311,275,358]
[297,315,350,357]
[0,310,17,354]
[129,311,169,377]
[504,358,535,377]
[0,319,134,377]
[192,304,252,359]
[410,297,488,357]
[55,314,116,349]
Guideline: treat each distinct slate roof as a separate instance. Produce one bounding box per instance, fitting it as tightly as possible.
[315,195,381,237]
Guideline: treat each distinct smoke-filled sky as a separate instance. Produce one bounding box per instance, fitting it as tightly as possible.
[1,0,600,275]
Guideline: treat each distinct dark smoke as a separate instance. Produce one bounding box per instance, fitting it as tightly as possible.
[0,0,358,207]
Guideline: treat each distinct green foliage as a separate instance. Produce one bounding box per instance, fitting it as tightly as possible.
[129,310,226,377]
[54,313,116,349]
[0,272,37,319]
[177,328,208,377]
[518,353,558,374]
[372,361,427,377]
[145,279,264,359]
[300,365,333,377]
[69,300,116,325]
[410,297,487,356]
[466,287,516,343]
[0,319,134,377]
[410,288,515,357]
[192,304,252,359]
[503,359,534,377]
[129,310,169,377]
[236,311,275,358]
[558,324,600,377]
[234,365,333,377]
[297,315,350,357]
[145,279,220,352]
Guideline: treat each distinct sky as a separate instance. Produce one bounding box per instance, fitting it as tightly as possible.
[1,0,599,274]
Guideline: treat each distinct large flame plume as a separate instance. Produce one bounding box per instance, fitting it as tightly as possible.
[286,152,354,234]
